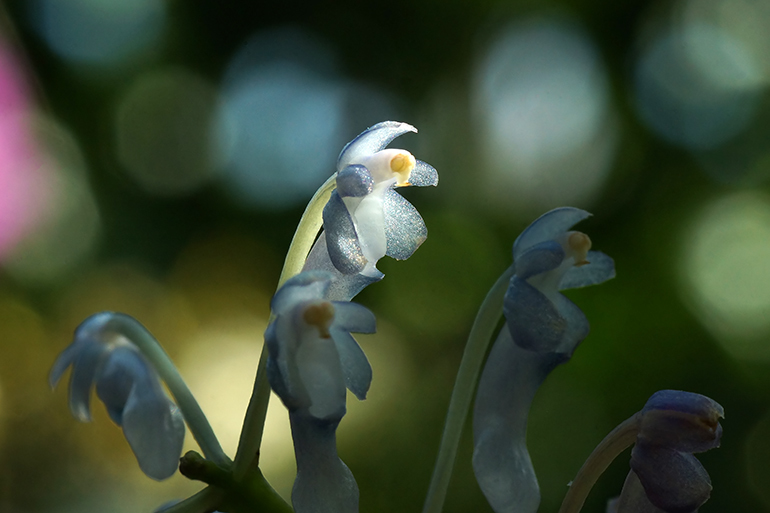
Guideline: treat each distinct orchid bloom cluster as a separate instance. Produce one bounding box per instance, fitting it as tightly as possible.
[49,122,723,513]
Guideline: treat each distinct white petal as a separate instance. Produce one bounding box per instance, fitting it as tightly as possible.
[337,121,416,172]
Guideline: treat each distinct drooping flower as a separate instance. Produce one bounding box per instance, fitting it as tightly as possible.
[49,312,185,480]
[303,121,438,301]
[618,390,723,513]
[266,271,376,513]
[473,207,615,513]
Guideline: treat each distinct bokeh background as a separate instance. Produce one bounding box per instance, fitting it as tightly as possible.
[0,0,769,511]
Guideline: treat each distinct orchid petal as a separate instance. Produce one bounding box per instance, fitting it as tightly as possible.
[331,301,376,334]
[67,339,109,422]
[272,271,335,313]
[383,189,427,260]
[407,160,439,187]
[330,328,372,400]
[631,445,712,513]
[95,346,147,425]
[323,191,367,275]
[504,276,566,353]
[513,207,591,259]
[296,335,347,420]
[639,390,724,453]
[337,121,417,172]
[514,240,566,280]
[559,251,616,290]
[336,165,374,198]
[122,381,186,481]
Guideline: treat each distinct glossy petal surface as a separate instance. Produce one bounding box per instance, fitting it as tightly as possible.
[324,191,367,275]
[336,164,374,198]
[408,160,439,187]
[383,189,428,260]
[337,121,416,171]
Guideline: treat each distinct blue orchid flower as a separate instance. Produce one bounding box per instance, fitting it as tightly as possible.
[49,312,185,481]
[266,271,376,513]
[615,390,723,513]
[303,121,438,301]
[473,207,615,513]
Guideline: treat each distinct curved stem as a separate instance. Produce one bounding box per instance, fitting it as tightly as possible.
[160,486,224,513]
[557,413,641,513]
[107,314,230,467]
[232,174,337,480]
[422,266,514,513]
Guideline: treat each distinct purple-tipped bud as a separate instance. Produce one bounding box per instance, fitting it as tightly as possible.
[630,390,724,513]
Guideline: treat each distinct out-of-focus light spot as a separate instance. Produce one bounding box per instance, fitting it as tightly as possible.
[177,322,267,456]
[0,38,50,259]
[746,409,770,507]
[28,0,166,65]
[633,23,761,149]
[4,116,100,284]
[683,0,770,86]
[115,68,219,196]
[678,192,770,360]
[215,27,399,210]
[472,19,616,212]
[175,319,298,500]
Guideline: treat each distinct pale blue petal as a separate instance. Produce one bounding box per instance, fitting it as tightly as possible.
[473,328,564,513]
[290,411,359,513]
[68,340,109,422]
[336,165,373,198]
[630,445,711,513]
[271,271,334,314]
[504,277,566,353]
[323,191,366,274]
[302,234,383,302]
[330,328,372,400]
[331,302,376,334]
[95,346,148,425]
[408,160,439,187]
[514,240,565,279]
[337,121,417,171]
[513,207,591,258]
[559,251,616,290]
[383,189,427,261]
[551,292,590,357]
[122,380,186,480]
[49,339,86,389]
[267,313,309,410]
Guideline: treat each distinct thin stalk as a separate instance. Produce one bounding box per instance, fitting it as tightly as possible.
[232,174,337,480]
[422,266,514,513]
[558,412,641,513]
[108,314,230,467]
[160,486,224,513]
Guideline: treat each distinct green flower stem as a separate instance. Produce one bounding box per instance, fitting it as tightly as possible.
[557,412,641,513]
[180,451,293,513]
[107,314,230,467]
[422,266,514,513]
[232,174,337,480]
[160,486,224,513]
